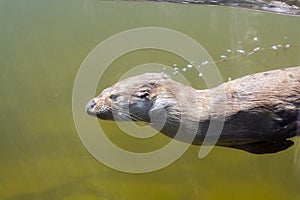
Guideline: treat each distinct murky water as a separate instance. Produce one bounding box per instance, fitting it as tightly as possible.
[1,0,300,199]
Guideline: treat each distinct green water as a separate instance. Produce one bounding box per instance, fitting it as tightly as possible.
[1,0,300,199]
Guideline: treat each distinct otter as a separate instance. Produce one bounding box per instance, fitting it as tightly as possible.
[86,66,300,154]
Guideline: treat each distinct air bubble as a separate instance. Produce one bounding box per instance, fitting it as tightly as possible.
[202,61,209,66]
[253,47,261,52]
[236,49,245,55]
[248,47,261,55]
[172,67,179,75]
[271,45,278,50]
[220,55,228,60]
[172,70,178,75]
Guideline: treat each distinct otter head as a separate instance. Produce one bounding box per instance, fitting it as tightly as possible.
[86,73,180,123]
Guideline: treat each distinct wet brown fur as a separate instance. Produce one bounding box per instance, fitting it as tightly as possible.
[87,66,300,154]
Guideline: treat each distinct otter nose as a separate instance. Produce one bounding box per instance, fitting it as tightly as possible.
[86,99,96,115]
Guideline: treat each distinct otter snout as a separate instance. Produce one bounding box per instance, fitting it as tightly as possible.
[86,95,114,120]
[86,99,97,116]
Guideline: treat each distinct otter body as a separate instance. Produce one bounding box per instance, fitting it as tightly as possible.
[86,66,300,154]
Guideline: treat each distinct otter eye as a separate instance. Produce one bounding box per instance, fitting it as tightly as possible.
[136,92,149,99]
[109,94,118,100]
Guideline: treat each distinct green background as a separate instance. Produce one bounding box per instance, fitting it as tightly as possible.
[1,0,300,199]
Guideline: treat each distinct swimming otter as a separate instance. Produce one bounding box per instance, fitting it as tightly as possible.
[86,66,300,154]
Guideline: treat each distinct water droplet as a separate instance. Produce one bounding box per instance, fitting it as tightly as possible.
[182,68,187,72]
[271,45,278,50]
[236,49,245,55]
[187,64,193,68]
[220,55,227,60]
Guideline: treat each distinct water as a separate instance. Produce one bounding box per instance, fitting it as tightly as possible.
[1,0,300,199]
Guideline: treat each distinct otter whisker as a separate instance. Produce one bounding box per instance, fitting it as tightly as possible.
[112,107,146,122]
[121,111,145,122]
[128,112,147,122]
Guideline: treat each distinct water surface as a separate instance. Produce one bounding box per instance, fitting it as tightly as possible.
[1,0,300,199]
